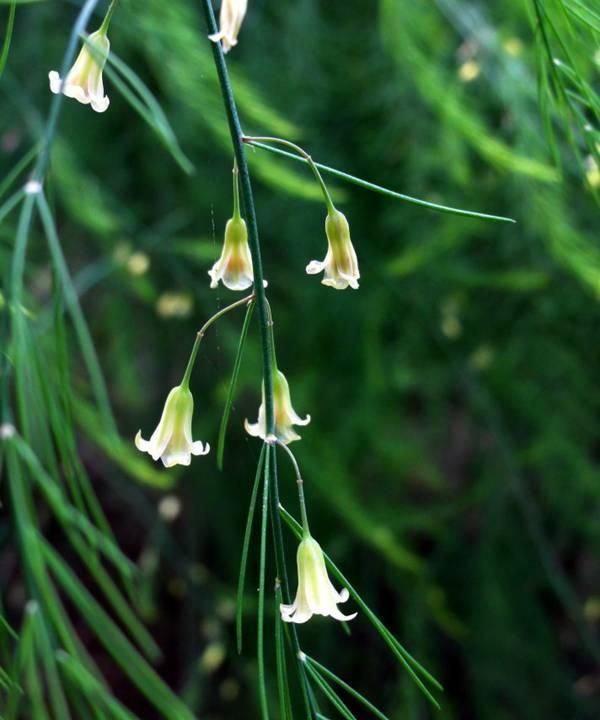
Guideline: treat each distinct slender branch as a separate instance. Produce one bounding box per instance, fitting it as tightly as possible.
[276,440,310,536]
[181,293,254,388]
[245,140,517,224]
[243,136,335,213]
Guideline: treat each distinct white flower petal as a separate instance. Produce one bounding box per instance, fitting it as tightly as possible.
[48,70,63,94]
[161,451,191,468]
[244,418,264,438]
[306,259,326,275]
[290,411,311,427]
[329,607,358,622]
[90,94,109,113]
[191,440,210,456]
[135,430,151,452]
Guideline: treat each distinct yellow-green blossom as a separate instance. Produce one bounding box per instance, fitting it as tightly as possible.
[281,536,357,624]
[306,208,360,290]
[49,30,110,112]
[209,215,254,291]
[244,369,310,445]
[135,385,209,467]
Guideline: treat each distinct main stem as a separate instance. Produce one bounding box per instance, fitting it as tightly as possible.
[200,2,274,436]
[200,4,314,717]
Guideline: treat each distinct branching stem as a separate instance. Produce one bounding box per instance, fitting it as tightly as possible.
[276,440,310,536]
[181,293,254,389]
[243,135,336,213]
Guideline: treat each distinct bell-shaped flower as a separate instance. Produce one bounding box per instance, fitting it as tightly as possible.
[244,369,310,445]
[281,536,357,624]
[209,0,248,54]
[49,30,110,112]
[306,208,360,290]
[209,215,254,291]
[135,385,209,467]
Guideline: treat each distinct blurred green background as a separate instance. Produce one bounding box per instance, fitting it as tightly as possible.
[1,0,600,718]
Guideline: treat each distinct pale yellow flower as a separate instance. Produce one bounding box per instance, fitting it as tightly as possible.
[244,369,310,445]
[306,209,360,290]
[209,216,254,291]
[135,385,209,467]
[49,30,110,112]
[281,536,357,624]
[209,0,248,54]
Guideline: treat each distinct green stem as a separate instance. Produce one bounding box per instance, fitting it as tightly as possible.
[200,1,274,434]
[276,440,310,536]
[265,299,278,374]
[232,160,241,220]
[99,0,118,35]
[200,5,316,717]
[257,448,270,720]
[245,140,517,224]
[243,135,336,214]
[180,293,254,389]
[0,0,16,79]
[268,447,315,719]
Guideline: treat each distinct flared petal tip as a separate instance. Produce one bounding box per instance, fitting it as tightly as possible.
[244,418,264,439]
[208,266,221,289]
[191,441,210,456]
[280,603,311,624]
[306,259,325,275]
[330,608,358,622]
[135,430,150,452]
[90,95,110,113]
[208,31,237,53]
[48,71,62,94]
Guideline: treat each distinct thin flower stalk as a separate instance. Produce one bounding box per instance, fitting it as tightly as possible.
[136,294,253,467]
[243,136,360,289]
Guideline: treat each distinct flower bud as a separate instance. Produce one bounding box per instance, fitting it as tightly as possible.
[49,30,110,113]
[209,0,248,54]
[244,369,310,445]
[209,215,254,291]
[280,536,357,624]
[306,208,360,290]
[135,385,209,467]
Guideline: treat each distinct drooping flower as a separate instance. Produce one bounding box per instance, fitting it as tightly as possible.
[209,215,254,291]
[49,30,110,112]
[135,385,209,467]
[281,536,357,624]
[244,369,310,445]
[209,0,248,54]
[306,208,360,290]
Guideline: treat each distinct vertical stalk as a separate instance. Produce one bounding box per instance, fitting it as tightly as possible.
[200,3,315,717]
[200,1,274,434]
